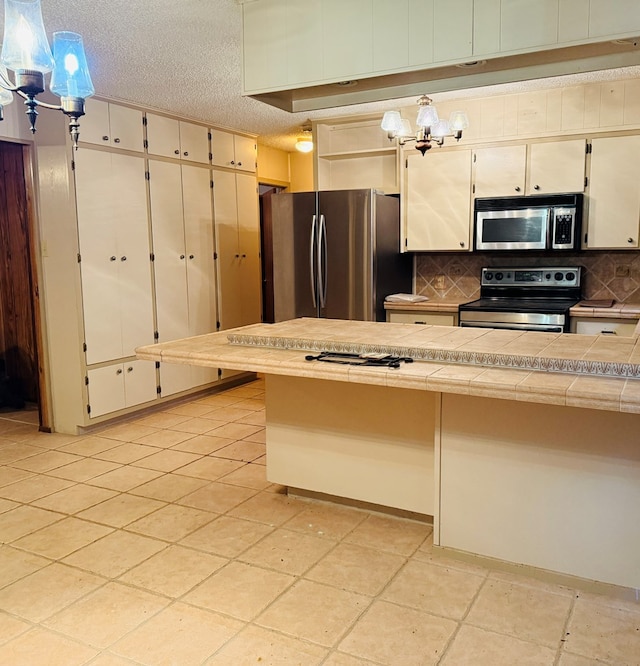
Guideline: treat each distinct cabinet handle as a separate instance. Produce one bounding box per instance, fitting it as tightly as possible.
[174,149,180,155]
[241,253,246,258]
[459,241,465,247]
[180,254,185,259]
[110,256,116,261]
[628,238,634,244]
[601,330,617,335]
[533,184,540,190]
[230,160,235,165]
[102,135,109,141]
[127,366,133,372]
[235,254,240,258]
[238,161,242,167]
[189,254,194,259]
[116,368,123,375]
[183,151,189,156]
[114,137,120,144]
[515,186,521,192]
[120,256,127,261]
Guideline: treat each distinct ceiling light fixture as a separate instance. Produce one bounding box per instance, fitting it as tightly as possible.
[381,95,469,156]
[0,0,94,148]
[295,128,313,153]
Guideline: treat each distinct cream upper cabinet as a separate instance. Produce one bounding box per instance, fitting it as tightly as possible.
[473,145,527,198]
[211,129,256,172]
[526,139,586,195]
[404,149,473,252]
[500,0,559,52]
[585,135,640,249]
[146,113,209,164]
[80,98,144,152]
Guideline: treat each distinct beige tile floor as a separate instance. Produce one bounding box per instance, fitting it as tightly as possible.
[0,379,639,665]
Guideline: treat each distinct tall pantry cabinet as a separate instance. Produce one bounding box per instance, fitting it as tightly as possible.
[62,100,260,431]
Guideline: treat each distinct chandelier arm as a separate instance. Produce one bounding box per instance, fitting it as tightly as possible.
[0,72,17,91]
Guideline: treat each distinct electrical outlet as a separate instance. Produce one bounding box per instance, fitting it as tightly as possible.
[615,265,630,278]
[434,274,446,290]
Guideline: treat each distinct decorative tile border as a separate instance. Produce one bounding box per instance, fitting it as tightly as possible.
[227,333,640,379]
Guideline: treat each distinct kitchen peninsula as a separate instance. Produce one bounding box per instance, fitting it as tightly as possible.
[137,318,640,591]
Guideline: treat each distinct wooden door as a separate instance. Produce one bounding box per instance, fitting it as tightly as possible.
[0,141,43,417]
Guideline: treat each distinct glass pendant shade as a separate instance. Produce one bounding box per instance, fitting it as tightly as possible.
[381,110,403,133]
[416,103,438,128]
[449,110,470,131]
[50,31,94,99]
[0,64,15,105]
[1,0,54,73]
[398,118,412,137]
[431,119,451,138]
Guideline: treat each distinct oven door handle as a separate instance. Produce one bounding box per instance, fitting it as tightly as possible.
[459,321,564,333]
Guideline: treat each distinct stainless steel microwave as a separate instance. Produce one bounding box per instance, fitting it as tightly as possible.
[474,193,583,251]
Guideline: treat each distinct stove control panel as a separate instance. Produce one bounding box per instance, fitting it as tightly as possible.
[481,267,581,288]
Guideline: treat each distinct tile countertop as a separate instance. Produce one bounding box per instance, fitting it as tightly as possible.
[137,318,640,416]
[570,301,640,319]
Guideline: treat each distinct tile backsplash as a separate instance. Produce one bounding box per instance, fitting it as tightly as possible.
[415,251,640,303]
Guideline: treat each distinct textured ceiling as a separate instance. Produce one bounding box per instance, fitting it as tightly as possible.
[2,0,639,151]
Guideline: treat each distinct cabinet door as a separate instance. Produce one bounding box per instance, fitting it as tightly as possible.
[527,139,586,194]
[146,113,181,159]
[112,154,155,357]
[123,360,158,407]
[183,165,219,386]
[236,173,262,325]
[322,0,373,80]
[474,145,527,198]
[233,135,257,173]
[148,160,189,343]
[75,149,122,364]
[405,150,472,251]
[179,122,210,164]
[78,98,111,148]
[500,0,559,51]
[87,365,125,418]
[586,136,640,249]
[213,169,242,330]
[210,129,236,168]
[108,104,144,152]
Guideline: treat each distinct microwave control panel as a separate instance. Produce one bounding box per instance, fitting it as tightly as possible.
[551,207,577,249]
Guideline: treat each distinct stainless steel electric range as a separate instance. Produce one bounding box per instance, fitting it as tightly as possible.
[458,266,582,333]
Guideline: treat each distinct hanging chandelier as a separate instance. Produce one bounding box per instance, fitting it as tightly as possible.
[0,0,94,148]
[381,95,469,156]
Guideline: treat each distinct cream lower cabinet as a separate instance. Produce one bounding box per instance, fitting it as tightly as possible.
[585,136,640,249]
[148,160,219,396]
[571,318,639,336]
[75,148,155,365]
[213,169,261,331]
[404,149,472,251]
[86,360,157,418]
[386,311,458,326]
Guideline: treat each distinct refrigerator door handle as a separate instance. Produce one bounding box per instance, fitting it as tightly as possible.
[310,214,317,307]
[318,214,327,308]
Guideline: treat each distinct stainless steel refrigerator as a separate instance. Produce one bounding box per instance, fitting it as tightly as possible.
[269,189,412,322]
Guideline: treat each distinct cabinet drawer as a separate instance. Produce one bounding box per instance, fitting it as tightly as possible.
[387,311,457,326]
[572,318,639,337]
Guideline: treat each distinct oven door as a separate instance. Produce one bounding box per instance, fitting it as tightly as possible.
[475,208,550,250]
[459,310,566,333]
